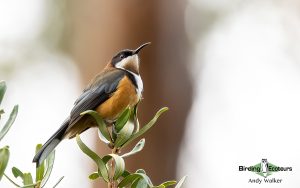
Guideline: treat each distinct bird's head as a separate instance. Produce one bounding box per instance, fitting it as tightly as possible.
[110,42,151,75]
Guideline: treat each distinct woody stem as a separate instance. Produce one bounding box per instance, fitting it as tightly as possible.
[108,148,118,188]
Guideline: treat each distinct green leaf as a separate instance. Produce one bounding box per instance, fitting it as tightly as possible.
[114,119,134,148]
[0,146,10,180]
[76,134,109,182]
[118,173,142,187]
[12,166,24,179]
[89,172,100,180]
[133,116,140,134]
[23,173,34,187]
[41,150,55,187]
[122,107,168,148]
[133,168,151,187]
[35,144,45,182]
[135,170,153,186]
[132,178,148,188]
[110,154,125,180]
[122,139,145,158]
[152,185,164,188]
[81,110,111,143]
[102,154,125,180]
[175,176,187,188]
[21,183,38,188]
[0,109,4,120]
[112,128,118,142]
[115,108,131,132]
[97,129,110,144]
[121,170,131,178]
[135,169,146,174]
[0,105,18,141]
[133,103,139,117]
[133,104,140,134]
[118,173,152,187]
[154,181,177,188]
[0,81,6,105]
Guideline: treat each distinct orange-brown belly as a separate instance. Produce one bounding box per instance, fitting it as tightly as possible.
[96,76,139,121]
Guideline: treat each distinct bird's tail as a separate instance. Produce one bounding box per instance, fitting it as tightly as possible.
[33,119,69,167]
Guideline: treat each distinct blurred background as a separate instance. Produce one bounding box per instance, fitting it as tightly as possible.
[1,0,300,187]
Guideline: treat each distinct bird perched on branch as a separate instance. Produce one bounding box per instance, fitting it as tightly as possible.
[33,42,150,166]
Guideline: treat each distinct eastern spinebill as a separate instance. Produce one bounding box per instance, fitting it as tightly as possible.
[33,42,150,166]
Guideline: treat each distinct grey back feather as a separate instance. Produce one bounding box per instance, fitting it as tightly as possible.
[69,69,126,125]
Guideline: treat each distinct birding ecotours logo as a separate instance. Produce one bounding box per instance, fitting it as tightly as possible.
[239,159,292,184]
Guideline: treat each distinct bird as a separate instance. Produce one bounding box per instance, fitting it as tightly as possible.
[33,42,150,167]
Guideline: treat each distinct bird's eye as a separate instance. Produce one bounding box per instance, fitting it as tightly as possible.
[120,54,125,59]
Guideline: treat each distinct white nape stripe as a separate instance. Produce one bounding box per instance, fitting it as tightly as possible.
[127,70,143,98]
[116,67,143,98]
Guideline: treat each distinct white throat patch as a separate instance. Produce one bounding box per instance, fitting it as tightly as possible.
[115,55,139,71]
[115,55,143,98]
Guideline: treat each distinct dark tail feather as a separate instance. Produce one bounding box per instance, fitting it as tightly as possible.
[33,119,69,167]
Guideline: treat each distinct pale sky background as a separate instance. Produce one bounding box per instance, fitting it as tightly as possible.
[179,0,300,187]
[0,0,92,187]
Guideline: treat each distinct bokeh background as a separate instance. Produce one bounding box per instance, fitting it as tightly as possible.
[1,0,300,187]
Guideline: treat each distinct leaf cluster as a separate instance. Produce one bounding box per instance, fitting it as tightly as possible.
[0,81,62,188]
[5,146,63,188]
[76,106,187,188]
[0,81,18,181]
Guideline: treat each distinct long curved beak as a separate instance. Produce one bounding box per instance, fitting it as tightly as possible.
[134,42,151,54]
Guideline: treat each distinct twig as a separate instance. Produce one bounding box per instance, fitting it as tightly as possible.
[52,176,64,188]
[108,148,118,188]
[4,173,21,187]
